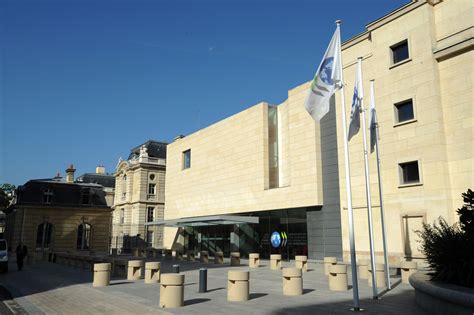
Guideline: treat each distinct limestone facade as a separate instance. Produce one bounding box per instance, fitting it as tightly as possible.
[111,141,167,251]
[163,0,472,262]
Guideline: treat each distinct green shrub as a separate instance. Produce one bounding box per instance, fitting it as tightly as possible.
[417,189,474,288]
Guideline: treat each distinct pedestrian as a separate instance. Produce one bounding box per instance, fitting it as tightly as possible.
[15,242,25,271]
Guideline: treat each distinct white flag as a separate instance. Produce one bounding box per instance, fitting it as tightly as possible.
[347,60,363,141]
[304,27,342,122]
[369,81,378,153]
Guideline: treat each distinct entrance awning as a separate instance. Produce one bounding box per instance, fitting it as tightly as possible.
[144,215,259,227]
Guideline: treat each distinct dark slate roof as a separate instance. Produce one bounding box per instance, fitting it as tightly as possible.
[75,173,116,188]
[12,178,109,208]
[127,140,167,160]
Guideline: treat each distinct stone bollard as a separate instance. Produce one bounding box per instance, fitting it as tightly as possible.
[249,253,260,268]
[401,261,417,284]
[127,260,144,281]
[323,257,337,276]
[227,271,249,302]
[159,274,185,308]
[282,268,303,296]
[295,255,308,272]
[230,252,240,266]
[368,263,385,288]
[145,262,161,284]
[200,251,209,263]
[358,259,369,279]
[270,254,282,270]
[93,263,111,287]
[214,251,224,264]
[187,251,195,262]
[328,264,348,291]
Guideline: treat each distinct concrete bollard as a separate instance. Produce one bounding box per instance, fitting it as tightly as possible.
[187,251,195,262]
[358,259,369,279]
[159,274,185,308]
[200,251,209,263]
[230,252,240,266]
[227,271,249,302]
[249,253,260,268]
[282,268,303,296]
[328,264,348,291]
[271,254,282,270]
[214,251,224,264]
[295,255,308,272]
[93,263,111,287]
[368,263,385,288]
[127,260,144,281]
[145,262,161,284]
[401,261,417,284]
[323,257,337,276]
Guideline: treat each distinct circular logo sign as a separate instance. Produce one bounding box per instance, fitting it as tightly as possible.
[319,57,334,85]
[270,231,282,248]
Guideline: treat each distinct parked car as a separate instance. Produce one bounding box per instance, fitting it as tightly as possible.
[0,239,8,272]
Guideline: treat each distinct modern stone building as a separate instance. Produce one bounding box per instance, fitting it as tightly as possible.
[154,0,472,262]
[4,165,112,261]
[111,140,167,253]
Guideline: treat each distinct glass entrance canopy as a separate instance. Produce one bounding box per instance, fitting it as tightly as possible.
[144,215,259,228]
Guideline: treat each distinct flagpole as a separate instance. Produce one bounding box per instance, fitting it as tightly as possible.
[370,79,391,290]
[358,57,378,299]
[336,20,360,311]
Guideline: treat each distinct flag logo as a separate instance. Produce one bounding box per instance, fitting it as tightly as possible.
[319,57,334,85]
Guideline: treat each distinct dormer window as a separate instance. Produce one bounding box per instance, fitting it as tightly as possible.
[81,189,91,204]
[43,189,53,204]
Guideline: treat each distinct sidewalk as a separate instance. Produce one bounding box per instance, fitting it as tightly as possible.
[0,256,425,314]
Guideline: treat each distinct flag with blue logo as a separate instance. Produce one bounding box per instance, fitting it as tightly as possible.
[369,81,378,152]
[304,27,342,122]
[347,61,363,141]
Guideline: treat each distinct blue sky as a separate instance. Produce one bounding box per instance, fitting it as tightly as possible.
[1,0,407,186]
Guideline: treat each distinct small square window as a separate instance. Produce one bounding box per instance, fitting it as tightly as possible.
[183,149,191,169]
[394,99,414,123]
[399,161,420,185]
[391,40,409,64]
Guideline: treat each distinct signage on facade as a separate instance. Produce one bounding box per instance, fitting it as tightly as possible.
[270,231,288,248]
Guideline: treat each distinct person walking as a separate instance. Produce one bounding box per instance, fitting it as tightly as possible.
[15,243,26,271]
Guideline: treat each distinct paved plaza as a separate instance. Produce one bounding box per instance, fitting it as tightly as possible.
[0,256,425,314]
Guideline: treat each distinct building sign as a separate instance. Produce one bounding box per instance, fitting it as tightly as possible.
[270,231,288,248]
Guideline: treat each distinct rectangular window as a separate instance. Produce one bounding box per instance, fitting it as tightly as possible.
[391,40,409,64]
[394,99,415,123]
[183,149,191,169]
[399,161,421,185]
[147,207,154,222]
[120,208,125,224]
[146,231,154,248]
[268,106,279,188]
[148,183,156,195]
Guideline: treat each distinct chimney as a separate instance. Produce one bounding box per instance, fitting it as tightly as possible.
[96,165,106,174]
[65,164,76,183]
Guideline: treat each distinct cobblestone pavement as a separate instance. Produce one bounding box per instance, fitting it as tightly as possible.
[0,256,425,314]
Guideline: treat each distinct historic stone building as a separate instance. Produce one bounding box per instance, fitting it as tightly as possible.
[4,165,112,262]
[156,0,472,263]
[111,140,167,252]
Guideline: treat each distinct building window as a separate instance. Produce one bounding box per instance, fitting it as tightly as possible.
[391,39,409,64]
[268,106,279,188]
[146,230,154,248]
[183,149,191,169]
[43,189,53,204]
[36,222,53,250]
[394,99,415,124]
[399,161,421,185]
[120,208,125,224]
[148,183,156,195]
[81,189,90,204]
[147,207,155,222]
[76,223,91,250]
